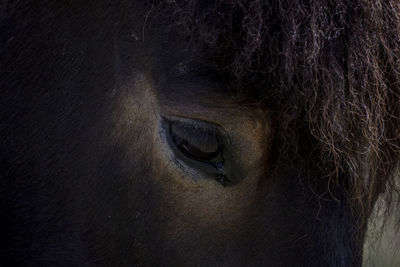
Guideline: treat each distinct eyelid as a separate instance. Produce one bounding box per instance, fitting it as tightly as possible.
[161,115,231,144]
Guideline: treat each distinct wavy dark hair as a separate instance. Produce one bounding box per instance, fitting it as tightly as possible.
[151,0,400,226]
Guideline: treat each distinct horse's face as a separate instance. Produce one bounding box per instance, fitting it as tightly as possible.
[67,6,364,265]
[1,1,380,266]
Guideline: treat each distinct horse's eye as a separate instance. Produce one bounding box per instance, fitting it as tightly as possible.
[169,120,222,162]
[162,117,230,185]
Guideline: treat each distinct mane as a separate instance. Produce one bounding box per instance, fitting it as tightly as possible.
[153,0,400,225]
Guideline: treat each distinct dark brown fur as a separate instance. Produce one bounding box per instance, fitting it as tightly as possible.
[152,0,400,224]
[0,0,399,265]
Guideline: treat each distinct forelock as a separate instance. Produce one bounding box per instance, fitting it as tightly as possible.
[152,0,400,220]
